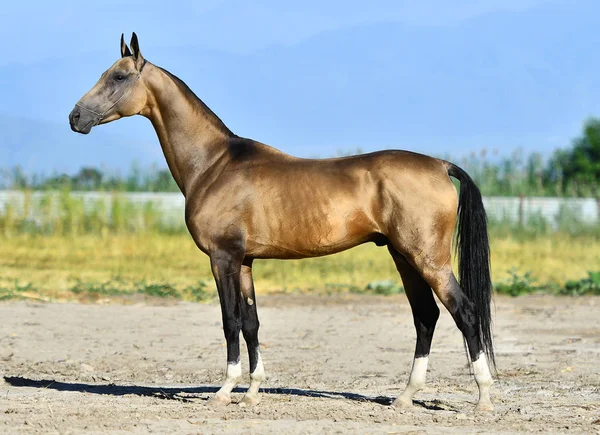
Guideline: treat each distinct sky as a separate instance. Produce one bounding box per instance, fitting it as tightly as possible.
[1,0,599,173]
[0,1,549,63]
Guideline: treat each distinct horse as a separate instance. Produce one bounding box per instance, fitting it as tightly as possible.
[69,33,495,411]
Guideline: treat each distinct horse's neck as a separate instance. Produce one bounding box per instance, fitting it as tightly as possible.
[143,65,232,196]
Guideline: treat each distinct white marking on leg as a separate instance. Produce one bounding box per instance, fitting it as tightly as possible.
[241,350,266,406]
[216,361,242,397]
[249,351,266,392]
[473,353,494,411]
[246,297,254,306]
[393,356,429,407]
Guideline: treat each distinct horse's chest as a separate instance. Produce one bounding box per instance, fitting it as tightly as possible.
[185,204,245,254]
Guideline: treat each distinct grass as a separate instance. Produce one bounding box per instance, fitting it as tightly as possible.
[0,231,598,301]
[1,188,598,301]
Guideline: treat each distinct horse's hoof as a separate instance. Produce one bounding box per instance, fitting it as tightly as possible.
[474,402,494,412]
[391,397,414,409]
[239,393,261,407]
[207,393,231,407]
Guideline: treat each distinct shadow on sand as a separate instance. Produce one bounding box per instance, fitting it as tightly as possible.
[3,376,447,410]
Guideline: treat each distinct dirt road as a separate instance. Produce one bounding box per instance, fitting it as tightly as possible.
[1,294,599,434]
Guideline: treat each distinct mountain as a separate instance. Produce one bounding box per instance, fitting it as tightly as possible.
[1,1,599,172]
[0,114,162,173]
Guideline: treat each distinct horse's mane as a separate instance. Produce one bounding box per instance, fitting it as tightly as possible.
[157,65,234,137]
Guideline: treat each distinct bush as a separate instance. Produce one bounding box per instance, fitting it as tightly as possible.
[364,280,404,295]
[494,269,538,296]
[559,272,600,295]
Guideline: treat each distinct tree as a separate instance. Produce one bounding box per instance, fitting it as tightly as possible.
[548,118,600,197]
[73,167,103,190]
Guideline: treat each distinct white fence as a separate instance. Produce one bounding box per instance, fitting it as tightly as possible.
[0,191,186,227]
[483,196,599,226]
[0,191,598,228]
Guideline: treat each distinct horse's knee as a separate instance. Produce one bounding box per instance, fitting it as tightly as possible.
[222,314,242,339]
[414,301,439,328]
[453,296,477,334]
[442,289,484,358]
[242,317,260,342]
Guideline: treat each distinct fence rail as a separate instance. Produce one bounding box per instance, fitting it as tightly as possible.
[482,196,599,226]
[0,191,598,228]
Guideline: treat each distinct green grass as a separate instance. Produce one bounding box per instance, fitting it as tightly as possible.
[0,231,598,302]
[2,265,598,302]
[0,281,36,301]
[0,277,217,303]
[559,271,600,295]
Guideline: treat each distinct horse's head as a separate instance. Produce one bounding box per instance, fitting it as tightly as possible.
[69,33,148,134]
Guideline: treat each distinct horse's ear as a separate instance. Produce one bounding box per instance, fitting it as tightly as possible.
[120,33,132,58]
[130,32,145,69]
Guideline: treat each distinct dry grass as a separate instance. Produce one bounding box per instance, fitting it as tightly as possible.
[1,232,598,300]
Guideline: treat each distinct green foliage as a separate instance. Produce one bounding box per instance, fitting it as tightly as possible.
[494,269,539,296]
[1,163,179,192]
[494,269,600,296]
[0,280,34,301]
[70,280,130,296]
[364,280,404,295]
[559,272,600,295]
[448,117,600,197]
[546,118,600,197]
[42,279,216,302]
[2,271,599,301]
[323,283,360,295]
[181,281,216,302]
[136,282,180,298]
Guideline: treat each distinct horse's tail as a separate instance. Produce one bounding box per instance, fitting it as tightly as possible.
[446,162,495,370]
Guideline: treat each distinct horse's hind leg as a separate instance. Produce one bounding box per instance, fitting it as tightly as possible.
[388,247,440,408]
[430,269,494,411]
[415,261,494,411]
[239,260,266,406]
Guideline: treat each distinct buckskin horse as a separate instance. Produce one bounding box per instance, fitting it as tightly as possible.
[69,33,495,411]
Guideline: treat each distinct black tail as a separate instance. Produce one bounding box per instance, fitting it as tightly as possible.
[447,163,495,370]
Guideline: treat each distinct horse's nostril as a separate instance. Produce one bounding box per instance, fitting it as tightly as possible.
[69,109,81,126]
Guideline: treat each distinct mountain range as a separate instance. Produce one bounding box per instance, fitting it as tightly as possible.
[1,2,598,173]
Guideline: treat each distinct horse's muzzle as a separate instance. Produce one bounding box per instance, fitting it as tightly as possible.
[69,106,94,134]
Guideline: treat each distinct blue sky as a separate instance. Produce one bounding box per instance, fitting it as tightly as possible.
[1,1,549,63]
[1,0,599,172]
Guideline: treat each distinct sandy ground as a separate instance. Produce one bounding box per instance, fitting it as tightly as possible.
[0,294,599,434]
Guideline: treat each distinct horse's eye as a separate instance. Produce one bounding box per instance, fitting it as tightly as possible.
[113,73,126,82]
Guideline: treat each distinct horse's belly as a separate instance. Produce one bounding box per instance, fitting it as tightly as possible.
[245,208,379,259]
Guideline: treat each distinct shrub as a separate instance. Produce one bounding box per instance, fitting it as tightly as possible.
[559,272,600,295]
[494,269,538,296]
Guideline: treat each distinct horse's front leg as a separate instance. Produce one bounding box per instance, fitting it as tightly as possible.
[239,259,266,406]
[208,249,244,406]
